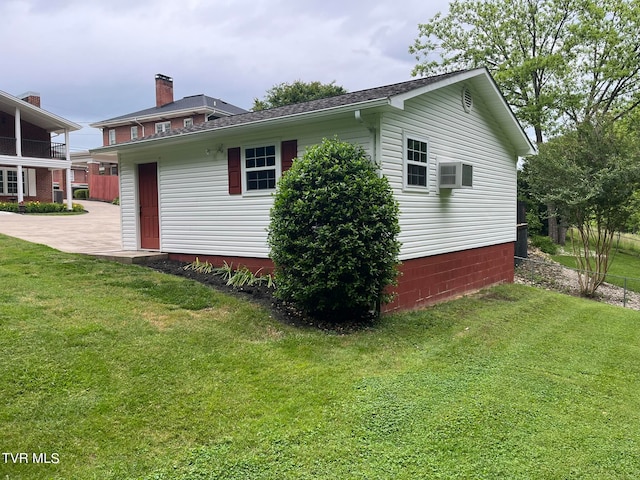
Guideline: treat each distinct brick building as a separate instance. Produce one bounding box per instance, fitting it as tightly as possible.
[88,74,246,201]
[0,89,81,207]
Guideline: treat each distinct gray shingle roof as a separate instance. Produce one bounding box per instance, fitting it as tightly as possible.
[94,95,247,124]
[129,70,468,143]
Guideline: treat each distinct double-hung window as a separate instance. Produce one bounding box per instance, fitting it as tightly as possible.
[404,134,429,189]
[0,168,28,196]
[7,170,18,194]
[155,121,171,134]
[131,126,139,140]
[108,129,116,145]
[244,145,277,191]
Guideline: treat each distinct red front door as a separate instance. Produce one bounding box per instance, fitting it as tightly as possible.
[138,162,159,250]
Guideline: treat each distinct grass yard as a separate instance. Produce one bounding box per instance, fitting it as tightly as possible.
[553,244,640,293]
[2,234,640,479]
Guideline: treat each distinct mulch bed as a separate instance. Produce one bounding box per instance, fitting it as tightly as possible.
[145,259,377,332]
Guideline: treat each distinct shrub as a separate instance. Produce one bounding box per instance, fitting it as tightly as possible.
[268,138,401,321]
[74,189,89,199]
[0,202,19,213]
[0,202,84,214]
[531,235,558,255]
[112,197,120,205]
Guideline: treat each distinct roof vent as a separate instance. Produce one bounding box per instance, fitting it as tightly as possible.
[462,86,473,113]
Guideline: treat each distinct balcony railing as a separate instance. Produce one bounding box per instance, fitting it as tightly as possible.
[0,137,67,160]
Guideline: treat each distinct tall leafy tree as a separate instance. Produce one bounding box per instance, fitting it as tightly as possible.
[410,0,640,143]
[252,80,347,111]
[523,119,640,295]
[410,0,577,144]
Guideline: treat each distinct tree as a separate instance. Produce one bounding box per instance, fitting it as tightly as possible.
[410,0,577,144]
[252,80,347,111]
[523,119,640,295]
[268,138,401,321]
[410,0,640,142]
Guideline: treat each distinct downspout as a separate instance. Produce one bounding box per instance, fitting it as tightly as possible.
[355,110,379,169]
[134,118,145,138]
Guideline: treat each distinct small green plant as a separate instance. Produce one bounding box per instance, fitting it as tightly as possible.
[112,197,120,205]
[212,261,234,282]
[531,235,558,255]
[183,258,214,274]
[183,259,275,289]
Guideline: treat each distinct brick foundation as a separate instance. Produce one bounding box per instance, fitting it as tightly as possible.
[383,242,515,313]
[169,242,515,313]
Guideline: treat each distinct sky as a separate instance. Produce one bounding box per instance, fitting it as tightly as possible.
[2,0,452,151]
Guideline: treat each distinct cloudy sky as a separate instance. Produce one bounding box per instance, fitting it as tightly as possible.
[2,0,452,150]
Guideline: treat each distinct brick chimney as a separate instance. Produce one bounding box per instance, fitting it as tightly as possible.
[19,91,41,108]
[155,74,174,107]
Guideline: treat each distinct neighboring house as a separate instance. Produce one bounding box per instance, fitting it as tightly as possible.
[52,151,90,196]
[88,74,247,202]
[92,68,535,312]
[0,90,81,208]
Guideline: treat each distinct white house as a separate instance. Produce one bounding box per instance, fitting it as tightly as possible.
[93,68,535,312]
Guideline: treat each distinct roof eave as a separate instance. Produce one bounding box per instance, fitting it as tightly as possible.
[91,98,391,154]
[0,89,82,133]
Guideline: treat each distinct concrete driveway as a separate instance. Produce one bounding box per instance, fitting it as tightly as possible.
[0,200,122,254]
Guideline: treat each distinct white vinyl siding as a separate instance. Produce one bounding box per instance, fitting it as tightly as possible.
[118,87,518,261]
[380,83,518,261]
[118,118,372,257]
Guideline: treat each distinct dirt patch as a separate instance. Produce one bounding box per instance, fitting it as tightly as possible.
[515,248,640,310]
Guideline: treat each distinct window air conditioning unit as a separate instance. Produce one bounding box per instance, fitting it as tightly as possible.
[439,162,473,189]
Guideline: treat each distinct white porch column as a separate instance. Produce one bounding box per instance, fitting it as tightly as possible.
[17,164,24,203]
[65,129,72,210]
[15,107,22,157]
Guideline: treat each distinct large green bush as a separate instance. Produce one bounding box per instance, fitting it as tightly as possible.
[268,138,401,321]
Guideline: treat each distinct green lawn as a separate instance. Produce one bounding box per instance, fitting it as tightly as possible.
[553,247,640,293]
[2,234,640,479]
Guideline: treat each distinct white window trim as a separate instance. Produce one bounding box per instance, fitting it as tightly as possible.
[241,142,281,196]
[183,117,193,128]
[0,168,31,197]
[155,121,171,134]
[108,129,116,145]
[131,126,139,140]
[403,131,430,192]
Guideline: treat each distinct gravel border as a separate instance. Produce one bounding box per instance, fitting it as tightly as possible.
[515,248,640,310]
